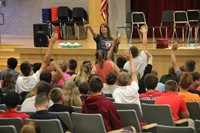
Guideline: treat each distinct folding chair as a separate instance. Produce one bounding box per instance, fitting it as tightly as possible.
[24,119,64,133]
[71,112,107,133]
[151,10,174,42]
[51,6,72,38]
[172,11,192,44]
[141,103,188,126]
[0,118,22,133]
[0,125,17,133]
[130,12,147,43]
[187,9,200,42]
[157,125,195,133]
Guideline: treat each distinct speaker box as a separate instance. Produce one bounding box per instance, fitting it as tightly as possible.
[33,23,49,47]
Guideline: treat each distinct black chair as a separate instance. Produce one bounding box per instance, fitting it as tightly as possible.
[51,6,72,38]
[140,99,155,104]
[64,7,88,39]
[0,104,7,110]
[172,11,192,43]
[151,10,174,42]
[187,9,200,42]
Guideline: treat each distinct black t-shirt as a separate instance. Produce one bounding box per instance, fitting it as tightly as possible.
[94,34,118,62]
[48,104,75,114]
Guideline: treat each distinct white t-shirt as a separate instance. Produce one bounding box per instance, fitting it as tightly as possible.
[102,84,119,94]
[113,81,141,107]
[20,96,53,112]
[16,71,40,94]
[123,50,147,79]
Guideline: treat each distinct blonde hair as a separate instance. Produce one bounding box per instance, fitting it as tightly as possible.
[117,71,130,86]
[20,121,40,133]
[75,64,91,85]
[62,80,82,106]
[59,60,68,72]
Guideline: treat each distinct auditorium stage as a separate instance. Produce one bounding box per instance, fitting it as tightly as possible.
[3,35,200,78]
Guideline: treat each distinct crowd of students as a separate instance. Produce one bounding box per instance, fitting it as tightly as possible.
[0,23,199,133]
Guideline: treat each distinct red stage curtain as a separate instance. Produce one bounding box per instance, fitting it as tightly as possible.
[133,0,200,37]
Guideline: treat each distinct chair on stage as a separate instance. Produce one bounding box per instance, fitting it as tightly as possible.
[71,112,107,133]
[157,125,195,133]
[51,6,72,39]
[114,103,143,122]
[186,102,200,120]
[116,11,147,43]
[187,9,200,42]
[172,11,192,44]
[141,103,188,126]
[0,125,17,133]
[151,10,174,42]
[64,7,88,39]
[0,118,23,133]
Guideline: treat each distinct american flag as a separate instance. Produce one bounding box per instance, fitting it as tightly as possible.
[101,0,108,22]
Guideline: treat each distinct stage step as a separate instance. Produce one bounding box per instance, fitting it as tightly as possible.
[0,43,24,71]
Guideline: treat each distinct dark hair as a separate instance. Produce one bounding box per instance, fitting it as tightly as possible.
[179,72,193,90]
[191,72,200,82]
[33,63,42,73]
[7,57,18,69]
[36,81,52,95]
[68,59,77,71]
[20,61,32,76]
[95,50,104,68]
[185,59,196,72]
[99,23,112,39]
[35,93,49,107]
[168,67,176,75]
[5,92,20,109]
[165,80,178,92]
[1,73,15,89]
[49,88,63,103]
[116,56,127,69]
[78,82,89,94]
[106,72,117,85]
[129,46,139,58]
[144,73,158,90]
[89,76,103,93]
[40,70,52,83]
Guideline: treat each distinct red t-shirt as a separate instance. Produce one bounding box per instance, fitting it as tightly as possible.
[0,110,30,121]
[95,61,113,83]
[155,91,188,121]
[139,91,164,100]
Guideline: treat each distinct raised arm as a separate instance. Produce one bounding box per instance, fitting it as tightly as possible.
[85,24,98,38]
[53,63,67,81]
[171,43,180,74]
[124,50,138,84]
[140,25,148,51]
[107,38,120,60]
[38,32,58,73]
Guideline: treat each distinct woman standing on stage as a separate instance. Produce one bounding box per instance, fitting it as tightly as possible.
[85,23,120,62]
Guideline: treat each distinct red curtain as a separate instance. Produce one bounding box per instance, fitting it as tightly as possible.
[133,0,200,37]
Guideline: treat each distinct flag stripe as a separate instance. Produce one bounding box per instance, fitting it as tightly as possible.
[101,0,108,21]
